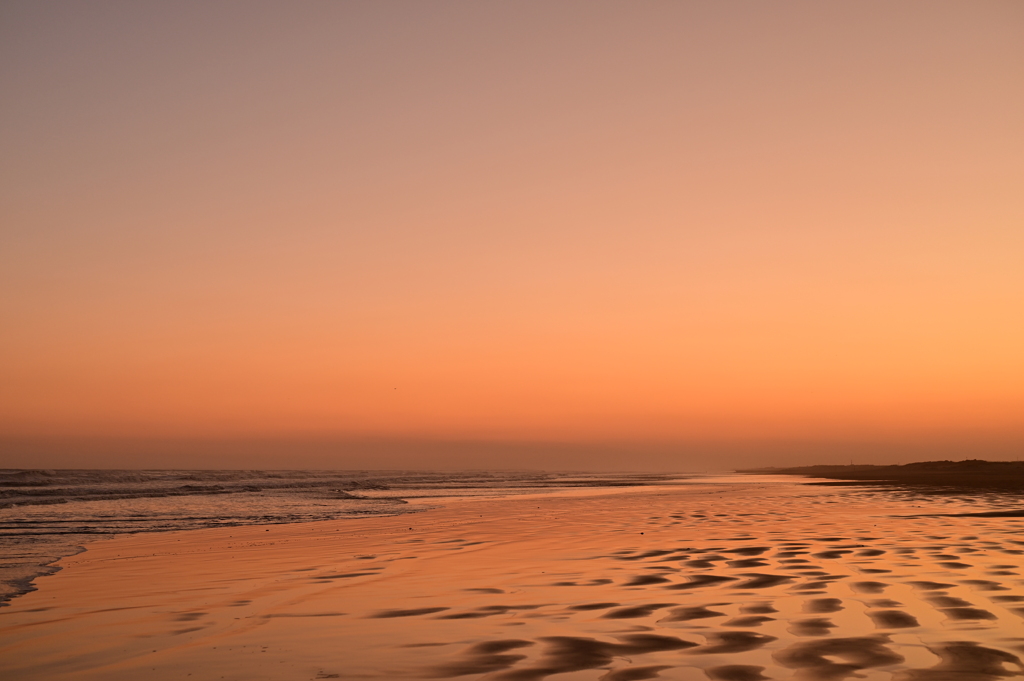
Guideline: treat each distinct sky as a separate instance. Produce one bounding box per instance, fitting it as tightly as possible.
[2,1,1023,469]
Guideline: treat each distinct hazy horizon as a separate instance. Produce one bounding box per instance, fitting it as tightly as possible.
[3,433,1022,471]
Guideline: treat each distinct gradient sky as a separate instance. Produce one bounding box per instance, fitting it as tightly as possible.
[2,1,1023,468]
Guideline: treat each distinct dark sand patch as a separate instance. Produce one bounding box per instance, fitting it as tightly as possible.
[438,605,542,619]
[723,547,771,556]
[724,615,775,627]
[804,598,843,613]
[428,639,534,677]
[727,559,770,569]
[615,550,677,561]
[488,634,696,680]
[926,596,973,608]
[601,665,673,681]
[961,579,1009,591]
[314,571,379,580]
[602,603,676,619]
[774,635,903,678]
[172,611,206,622]
[663,605,728,622]
[931,510,1024,518]
[665,575,738,590]
[941,607,997,621]
[868,610,919,629]
[791,580,831,592]
[693,631,777,654]
[732,574,794,589]
[789,617,835,636]
[568,602,620,611]
[741,602,778,614]
[851,581,889,594]
[907,581,956,591]
[624,575,672,586]
[705,665,770,681]
[371,607,450,618]
[892,641,1024,680]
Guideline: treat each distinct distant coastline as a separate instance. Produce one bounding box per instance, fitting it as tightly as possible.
[739,459,1024,492]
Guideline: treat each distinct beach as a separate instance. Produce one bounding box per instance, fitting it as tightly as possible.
[5,3,1023,679]
[2,475,1024,680]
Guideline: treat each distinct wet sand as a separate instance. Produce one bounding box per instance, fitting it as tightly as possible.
[2,478,1024,680]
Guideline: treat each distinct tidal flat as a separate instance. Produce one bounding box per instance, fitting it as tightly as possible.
[2,474,1023,680]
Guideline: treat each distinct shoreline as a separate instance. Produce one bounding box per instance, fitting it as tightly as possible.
[0,476,668,609]
[0,509,430,609]
[0,470,680,609]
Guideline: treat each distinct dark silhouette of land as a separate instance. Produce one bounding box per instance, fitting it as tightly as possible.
[740,459,1024,493]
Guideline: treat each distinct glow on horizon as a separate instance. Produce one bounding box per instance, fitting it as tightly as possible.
[2,2,1023,460]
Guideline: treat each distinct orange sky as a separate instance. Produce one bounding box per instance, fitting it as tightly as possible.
[2,2,1023,468]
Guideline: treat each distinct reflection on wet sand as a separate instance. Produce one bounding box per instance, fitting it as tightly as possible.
[2,477,1024,680]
